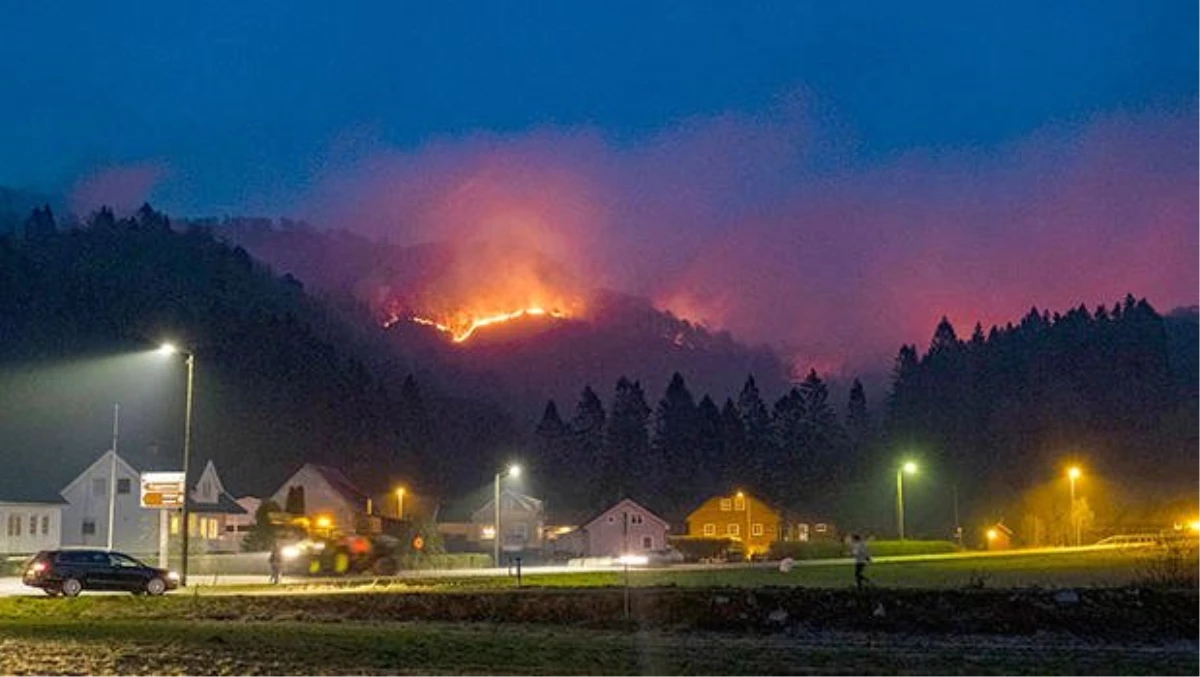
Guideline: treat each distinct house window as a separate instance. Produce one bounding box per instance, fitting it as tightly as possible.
[607,516,615,524]
[641,535,654,550]
[815,523,828,533]
[170,515,180,535]
[798,523,810,542]
[117,478,131,494]
[208,519,219,539]
[5,514,20,537]
[82,519,96,536]
[92,477,106,497]
[41,515,49,535]
[752,523,764,537]
[719,499,732,512]
[734,496,745,511]
[630,514,644,525]
[727,523,740,536]
[512,523,529,540]
[703,523,716,536]
[29,515,37,534]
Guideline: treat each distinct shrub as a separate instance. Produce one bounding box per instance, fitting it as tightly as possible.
[668,536,738,562]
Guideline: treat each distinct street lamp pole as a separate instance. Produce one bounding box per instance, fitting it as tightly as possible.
[897,462,917,540]
[493,464,520,567]
[395,487,405,520]
[1068,467,1081,547]
[106,403,120,551]
[180,352,194,586]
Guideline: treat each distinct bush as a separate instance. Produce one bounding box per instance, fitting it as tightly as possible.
[399,553,493,570]
[768,540,845,560]
[769,539,959,561]
[668,536,739,562]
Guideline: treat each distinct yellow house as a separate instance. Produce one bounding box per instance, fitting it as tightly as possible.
[685,491,781,557]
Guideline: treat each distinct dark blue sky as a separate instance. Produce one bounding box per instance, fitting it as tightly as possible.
[2,1,1194,213]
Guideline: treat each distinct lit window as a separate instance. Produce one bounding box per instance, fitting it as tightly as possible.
[734,496,745,511]
[481,526,496,539]
[727,524,740,536]
[752,523,764,537]
[630,514,644,525]
[703,523,716,536]
[815,523,828,533]
[208,520,219,539]
[117,478,131,494]
[170,515,180,535]
[642,535,653,549]
[92,478,106,497]
[719,499,732,512]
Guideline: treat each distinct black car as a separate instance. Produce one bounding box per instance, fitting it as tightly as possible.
[22,549,180,597]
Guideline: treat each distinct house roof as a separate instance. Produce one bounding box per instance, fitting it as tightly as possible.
[307,464,370,506]
[187,491,247,515]
[581,498,670,531]
[440,485,542,523]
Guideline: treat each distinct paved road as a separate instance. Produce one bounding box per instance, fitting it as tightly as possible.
[0,544,1147,597]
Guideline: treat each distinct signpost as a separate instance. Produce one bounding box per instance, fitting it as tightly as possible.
[141,472,185,568]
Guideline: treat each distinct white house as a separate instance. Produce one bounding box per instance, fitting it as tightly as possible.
[270,464,370,534]
[555,498,670,559]
[60,450,159,556]
[173,460,247,553]
[0,499,64,556]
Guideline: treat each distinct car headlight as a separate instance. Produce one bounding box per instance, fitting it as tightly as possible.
[166,571,180,581]
[281,545,302,560]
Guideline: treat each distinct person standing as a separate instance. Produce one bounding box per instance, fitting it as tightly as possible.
[849,534,871,590]
[268,544,283,585]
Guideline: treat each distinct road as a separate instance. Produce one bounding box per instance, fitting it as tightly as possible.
[0,543,1150,597]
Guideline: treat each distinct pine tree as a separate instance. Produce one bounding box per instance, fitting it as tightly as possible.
[719,398,747,489]
[604,377,652,501]
[695,395,724,504]
[797,369,844,489]
[651,372,700,513]
[571,385,607,507]
[736,376,773,493]
[845,378,873,474]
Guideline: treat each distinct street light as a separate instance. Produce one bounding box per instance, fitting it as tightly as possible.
[160,342,195,586]
[897,461,918,540]
[395,487,406,520]
[494,464,520,567]
[1067,466,1082,547]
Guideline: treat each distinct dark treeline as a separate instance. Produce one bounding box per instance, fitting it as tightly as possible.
[532,369,868,522]
[0,204,518,500]
[879,302,1197,538]
[534,300,1198,536]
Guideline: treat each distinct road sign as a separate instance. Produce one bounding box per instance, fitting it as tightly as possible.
[140,471,186,509]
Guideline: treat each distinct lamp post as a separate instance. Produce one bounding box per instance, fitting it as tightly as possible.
[896,461,917,540]
[395,487,405,520]
[1067,466,1081,547]
[160,343,195,586]
[106,403,120,551]
[494,464,520,567]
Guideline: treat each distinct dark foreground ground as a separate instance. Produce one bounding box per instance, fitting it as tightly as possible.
[0,586,1195,675]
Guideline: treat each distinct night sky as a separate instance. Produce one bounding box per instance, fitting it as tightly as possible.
[3,2,1195,373]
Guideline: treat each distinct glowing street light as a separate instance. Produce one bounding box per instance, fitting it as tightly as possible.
[395,487,406,520]
[160,342,195,586]
[1067,466,1082,547]
[494,464,521,567]
[897,461,918,540]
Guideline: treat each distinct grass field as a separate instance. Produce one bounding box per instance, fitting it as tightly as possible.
[0,547,1194,675]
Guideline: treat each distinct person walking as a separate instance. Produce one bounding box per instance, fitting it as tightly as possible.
[268,544,283,585]
[849,534,871,590]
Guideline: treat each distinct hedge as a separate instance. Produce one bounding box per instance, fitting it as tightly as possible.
[770,539,960,560]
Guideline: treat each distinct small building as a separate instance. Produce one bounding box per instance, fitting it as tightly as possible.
[0,494,65,556]
[269,463,371,535]
[438,486,545,555]
[60,450,159,556]
[567,498,671,558]
[685,491,783,558]
[178,460,247,553]
[985,522,1013,550]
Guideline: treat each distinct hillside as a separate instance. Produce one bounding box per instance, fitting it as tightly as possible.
[0,205,519,500]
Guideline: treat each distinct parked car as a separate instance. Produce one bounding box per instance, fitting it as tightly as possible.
[22,549,180,597]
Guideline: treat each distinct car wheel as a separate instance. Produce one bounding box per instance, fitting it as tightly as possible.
[61,578,83,597]
[145,577,167,596]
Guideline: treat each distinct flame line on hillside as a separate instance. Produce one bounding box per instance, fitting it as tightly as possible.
[387,307,568,343]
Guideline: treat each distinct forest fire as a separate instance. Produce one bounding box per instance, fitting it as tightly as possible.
[390,306,570,343]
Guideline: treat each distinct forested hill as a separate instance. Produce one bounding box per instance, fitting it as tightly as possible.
[0,204,518,499]
[880,300,1198,535]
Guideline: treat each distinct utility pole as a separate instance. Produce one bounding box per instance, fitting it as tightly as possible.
[106,403,120,551]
